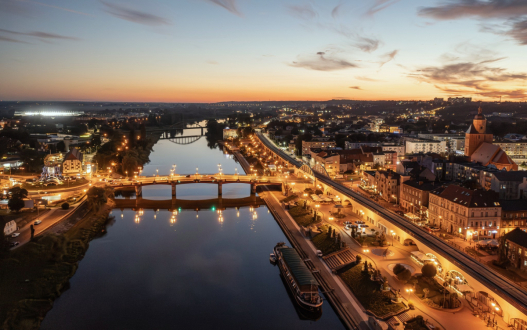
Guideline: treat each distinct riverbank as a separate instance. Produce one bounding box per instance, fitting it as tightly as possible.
[0,201,114,329]
[259,187,371,330]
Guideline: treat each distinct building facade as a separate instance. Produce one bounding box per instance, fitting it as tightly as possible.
[62,148,83,175]
[429,185,501,239]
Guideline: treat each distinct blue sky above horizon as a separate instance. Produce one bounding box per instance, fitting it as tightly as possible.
[1,0,526,102]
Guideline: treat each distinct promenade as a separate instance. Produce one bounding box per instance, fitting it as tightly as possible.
[259,187,372,330]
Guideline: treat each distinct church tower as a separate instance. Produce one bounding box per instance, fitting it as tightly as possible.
[464,106,493,157]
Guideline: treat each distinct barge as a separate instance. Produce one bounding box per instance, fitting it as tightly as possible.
[274,242,323,311]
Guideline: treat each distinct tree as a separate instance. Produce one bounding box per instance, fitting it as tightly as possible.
[397,269,412,282]
[62,202,70,210]
[422,263,437,278]
[393,263,406,275]
[57,140,66,153]
[8,198,25,212]
[87,187,110,210]
[0,216,8,254]
[9,187,28,200]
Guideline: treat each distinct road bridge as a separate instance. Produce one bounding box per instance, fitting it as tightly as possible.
[255,131,527,323]
[111,174,287,197]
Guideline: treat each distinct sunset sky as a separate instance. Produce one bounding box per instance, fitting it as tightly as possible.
[1,0,526,102]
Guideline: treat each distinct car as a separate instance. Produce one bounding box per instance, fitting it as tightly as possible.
[344,221,352,225]
[395,211,404,216]
[11,232,20,238]
[9,242,19,247]
[34,220,42,225]
[185,175,191,178]
[316,250,323,257]
[45,182,57,186]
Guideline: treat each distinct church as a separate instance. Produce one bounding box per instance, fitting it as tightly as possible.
[464,106,517,171]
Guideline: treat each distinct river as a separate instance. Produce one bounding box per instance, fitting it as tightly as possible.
[40,131,345,329]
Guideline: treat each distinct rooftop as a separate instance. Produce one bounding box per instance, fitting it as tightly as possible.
[431,185,500,208]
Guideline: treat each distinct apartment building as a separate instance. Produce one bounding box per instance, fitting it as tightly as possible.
[491,171,527,199]
[382,144,406,157]
[301,140,336,155]
[429,185,501,239]
[499,200,527,236]
[417,133,465,154]
[375,170,400,203]
[405,138,447,154]
[345,141,381,149]
[401,180,438,219]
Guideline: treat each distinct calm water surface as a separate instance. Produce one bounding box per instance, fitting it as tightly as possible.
[41,134,345,329]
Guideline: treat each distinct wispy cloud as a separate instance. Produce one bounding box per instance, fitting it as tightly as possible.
[355,36,380,53]
[378,49,398,67]
[356,75,383,82]
[419,0,527,45]
[332,3,344,19]
[102,1,171,26]
[17,0,94,17]
[349,86,362,90]
[289,51,358,71]
[418,0,527,20]
[287,4,317,21]
[0,35,29,43]
[0,28,79,40]
[207,60,219,65]
[411,52,527,99]
[366,0,399,16]
[203,0,241,16]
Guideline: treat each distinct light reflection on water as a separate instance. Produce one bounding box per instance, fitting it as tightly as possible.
[40,130,345,330]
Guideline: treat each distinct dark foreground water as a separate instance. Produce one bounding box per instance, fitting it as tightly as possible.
[41,134,344,330]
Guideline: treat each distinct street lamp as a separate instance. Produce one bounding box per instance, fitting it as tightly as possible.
[315,204,320,221]
[391,230,396,246]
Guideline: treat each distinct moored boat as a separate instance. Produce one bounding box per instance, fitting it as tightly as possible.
[273,242,323,310]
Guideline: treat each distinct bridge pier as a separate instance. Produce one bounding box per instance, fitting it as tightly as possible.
[135,185,142,197]
[171,183,176,197]
[250,182,256,195]
[218,182,222,196]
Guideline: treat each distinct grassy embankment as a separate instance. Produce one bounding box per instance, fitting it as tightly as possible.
[339,263,406,317]
[311,224,340,255]
[0,204,113,329]
[288,205,316,227]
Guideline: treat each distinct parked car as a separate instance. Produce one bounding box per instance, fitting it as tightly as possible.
[316,250,323,257]
[9,242,19,247]
[34,220,42,225]
[11,232,20,238]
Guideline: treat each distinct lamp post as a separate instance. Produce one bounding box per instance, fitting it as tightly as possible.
[315,204,320,221]
[391,230,396,246]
